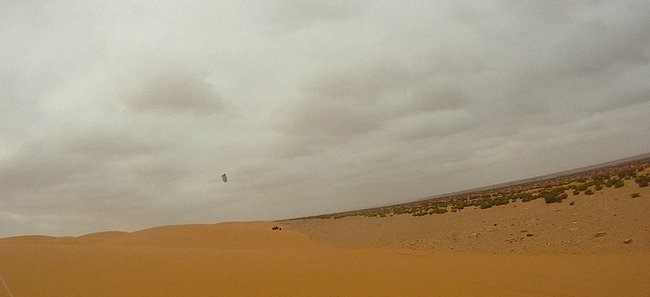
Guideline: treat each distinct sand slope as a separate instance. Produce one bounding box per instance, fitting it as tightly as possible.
[1,189,650,296]
[286,184,650,254]
[1,244,649,297]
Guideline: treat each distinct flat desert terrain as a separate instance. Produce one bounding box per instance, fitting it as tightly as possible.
[1,177,649,296]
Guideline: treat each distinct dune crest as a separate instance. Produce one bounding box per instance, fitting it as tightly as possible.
[104,222,314,249]
[1,222,311,250]
[1,159,649,296]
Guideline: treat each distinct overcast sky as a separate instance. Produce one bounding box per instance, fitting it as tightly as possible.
[1,0,649,237]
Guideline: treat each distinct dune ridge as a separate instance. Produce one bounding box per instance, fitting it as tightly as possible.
[2,162,650,296]
[1,213,649,296]
[0,222,311,250]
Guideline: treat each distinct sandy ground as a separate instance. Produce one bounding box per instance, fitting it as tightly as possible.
[286,183,650,254]
[0,185,649,296]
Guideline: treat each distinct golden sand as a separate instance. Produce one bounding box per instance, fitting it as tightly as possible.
[1,186,649,297]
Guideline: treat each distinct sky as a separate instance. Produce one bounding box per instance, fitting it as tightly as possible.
[1,0,649,237]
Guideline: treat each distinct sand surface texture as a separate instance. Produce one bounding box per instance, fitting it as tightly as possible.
[1,188,649,297]
[286,184,650,254]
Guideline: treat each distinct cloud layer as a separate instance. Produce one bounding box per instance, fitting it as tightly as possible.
[1,0,649,236]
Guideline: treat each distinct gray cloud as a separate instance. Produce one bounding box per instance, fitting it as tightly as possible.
[304,58,420,100]
[56,130,164,159]
[1,0,649,237]
[282,99,382,141]
[410,83,467,112]
[124,70,225,115]
[277,58,476,149]
[268,0,365,33]
[386,109,475,141]
[0,143,85,196]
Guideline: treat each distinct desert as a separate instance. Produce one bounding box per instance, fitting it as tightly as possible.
[4,2,650,296]
[1,157,649,297]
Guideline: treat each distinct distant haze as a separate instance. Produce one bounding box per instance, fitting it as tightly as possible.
[1,1,649,237]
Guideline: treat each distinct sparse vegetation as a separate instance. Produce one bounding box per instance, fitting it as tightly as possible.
[304,157,650,220]
[479,200,494,209]
[635,175,649,187]
[575,183,590,192]
[430,208,448,214]
[594,183,603,191]
[520,192,534,202]
[541,188,568,204]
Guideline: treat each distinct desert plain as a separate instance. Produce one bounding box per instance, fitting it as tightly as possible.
[1,161,649,297]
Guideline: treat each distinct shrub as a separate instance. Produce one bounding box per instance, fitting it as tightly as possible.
[544,195,562,204]
[543,191,568,204]
[631,193,641,198]
[479,200,494,209]
[494,198,510,206]
[635,176,650,187]
[520,193,534,202]
[430,208,448,214]
[585,189,594,195]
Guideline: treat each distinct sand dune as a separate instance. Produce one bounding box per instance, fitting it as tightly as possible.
[94,222,314,249]
[1,236,648,297]
[1,187,649,296]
